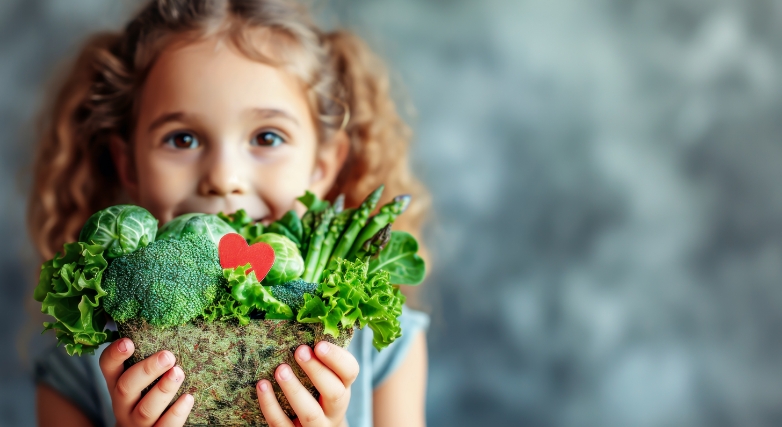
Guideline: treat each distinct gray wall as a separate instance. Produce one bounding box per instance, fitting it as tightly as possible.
[4,0,782,426]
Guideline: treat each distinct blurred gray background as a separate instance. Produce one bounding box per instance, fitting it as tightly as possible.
[4,0,782,426]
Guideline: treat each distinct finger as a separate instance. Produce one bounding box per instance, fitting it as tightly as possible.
[256,380,295,427]
[294,346,351,418]
[132,366,185,426]
[275,364,327,427]
[113,350,176,415]
[153,393,194,427]
[313,342,359,387]
[99,338,135,392]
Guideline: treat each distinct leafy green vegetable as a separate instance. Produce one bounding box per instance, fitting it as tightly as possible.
[78,205,158,259]
[298,191,330,213]
[202,287,253,325]
[102,234,224,326]
[34,242,115,356]
[157,213,235,244]
[250,233,304,285]
[277,210,304,243]
[269,279,318,313]
[224,264,294,319]
[368,231,426,285]
[297,258,405,350]
[217,209,264,242]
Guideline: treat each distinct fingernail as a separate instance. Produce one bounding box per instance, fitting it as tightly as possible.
[159,351,174,367]
[297,346,312,362]
[278,365,293,381]
[316,342,330,356]
[118,339,128,353]
[258,381,269,392]
[170,366,183,382]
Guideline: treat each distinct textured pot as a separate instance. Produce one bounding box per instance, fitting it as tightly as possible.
[118,319,354,426]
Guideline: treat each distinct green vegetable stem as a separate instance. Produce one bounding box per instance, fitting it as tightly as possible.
[298,191,330,255]
[311,208,355,284]
[346,194,410,261]
[328,185,384,269]
[301,206,335,282]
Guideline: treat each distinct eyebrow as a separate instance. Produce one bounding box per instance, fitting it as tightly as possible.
[249,108,300,127]
[147,108,300,133]
[148,112,188,133]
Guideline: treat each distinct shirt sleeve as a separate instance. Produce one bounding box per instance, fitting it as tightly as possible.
[34,344,114,427]
[370,306,430,388]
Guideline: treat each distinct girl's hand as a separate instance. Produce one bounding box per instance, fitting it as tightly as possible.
[99,338,195,427]
[256,341,359,427]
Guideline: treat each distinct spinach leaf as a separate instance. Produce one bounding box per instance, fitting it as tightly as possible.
[78,205,158,259]
[368,231,426,285]
[218,209,264,242]
[157,213,235,244]
[277,210,304,243]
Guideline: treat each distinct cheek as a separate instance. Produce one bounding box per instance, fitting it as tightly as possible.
[252,148,316,217]
[134,151,198,221]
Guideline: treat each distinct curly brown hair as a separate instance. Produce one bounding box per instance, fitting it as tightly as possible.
[28,0,430,265]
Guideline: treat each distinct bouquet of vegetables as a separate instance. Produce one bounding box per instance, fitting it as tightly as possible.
[33,186,425,426]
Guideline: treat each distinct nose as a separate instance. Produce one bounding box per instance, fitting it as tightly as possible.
[198,146,250,197]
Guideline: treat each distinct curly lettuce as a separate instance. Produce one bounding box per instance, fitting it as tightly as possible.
[33,242,116,356]
[223,264,294,320]
[297,258,405,350]
[201,287,253,325]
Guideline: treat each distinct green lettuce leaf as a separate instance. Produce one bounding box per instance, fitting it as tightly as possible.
[297,258,405,350]
[223,264,294,319]
[34,242,116,356]
[201,288,253,325]
[369,231,425,285]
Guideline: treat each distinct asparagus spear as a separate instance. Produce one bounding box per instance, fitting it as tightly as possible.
[311,207,355,283]
[297,191,330,255]
[301,206,335,282]
[353,224,392,260]
[333,194,345,214]
[327,185,385,269]
[345,194,411,260]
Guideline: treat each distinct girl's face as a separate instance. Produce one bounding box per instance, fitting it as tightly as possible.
[112,36,347,225]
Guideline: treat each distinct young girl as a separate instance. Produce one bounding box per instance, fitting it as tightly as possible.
[28,1,430,426]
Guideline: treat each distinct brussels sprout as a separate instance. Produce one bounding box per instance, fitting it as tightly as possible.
[78,205,158,259]
[157,213,235,244]
[251,233,304,285]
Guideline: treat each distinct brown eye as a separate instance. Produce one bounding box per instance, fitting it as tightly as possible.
[252,131,284,147]
[164,132,199,149]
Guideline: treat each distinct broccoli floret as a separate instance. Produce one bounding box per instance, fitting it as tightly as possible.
[102,233,225,326]
[269,279,318,312]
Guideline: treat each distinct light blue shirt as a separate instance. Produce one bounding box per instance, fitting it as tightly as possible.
[34,307,429,427]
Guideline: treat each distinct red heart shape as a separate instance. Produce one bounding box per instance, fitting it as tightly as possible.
[218,233,275,281]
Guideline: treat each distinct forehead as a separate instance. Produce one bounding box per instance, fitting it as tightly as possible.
[137,35,313,129]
